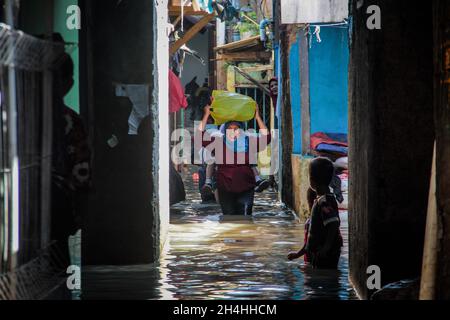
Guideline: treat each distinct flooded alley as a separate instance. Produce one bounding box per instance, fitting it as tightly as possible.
[82,167,355,300]
[3,0,448,304]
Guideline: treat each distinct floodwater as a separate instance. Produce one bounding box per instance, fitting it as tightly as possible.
[81,167,356,300]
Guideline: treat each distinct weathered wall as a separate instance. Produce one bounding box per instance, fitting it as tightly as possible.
[281,0,349,24]
[434,0,450,300]
[349,0,435,299]
[154,0,170,261]
[291,155,312,220]
[82,0,158,265]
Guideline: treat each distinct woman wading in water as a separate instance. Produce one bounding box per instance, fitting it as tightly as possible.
[196,105,271,215]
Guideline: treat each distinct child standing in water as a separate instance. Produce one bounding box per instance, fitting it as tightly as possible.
[288,157,343,269]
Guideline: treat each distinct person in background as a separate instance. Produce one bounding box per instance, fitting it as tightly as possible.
[202,131,272,194]
[50,33,91,263]
[268,77,278,111]
[199,92,271,196]
[197,105,271,215]
[268,78,278,127]
[288,157,343,269]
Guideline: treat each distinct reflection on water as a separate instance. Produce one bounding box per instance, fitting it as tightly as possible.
[82,167,356,300]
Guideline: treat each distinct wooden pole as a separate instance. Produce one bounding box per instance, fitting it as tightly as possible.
[299,27,311,155]
[170,13,215,55]
[215,19,227,90]
[419,142,438,300]
[173,15,182,28]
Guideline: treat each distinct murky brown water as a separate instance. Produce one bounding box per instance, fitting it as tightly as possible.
[82,167,356,300]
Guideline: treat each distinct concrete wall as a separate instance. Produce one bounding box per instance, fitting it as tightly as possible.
[433,0,450,300]
[82,0,163,265]
[291,155,312,220]
[154,0,170,261]
[281,0,349,24]
[348,0,435,299]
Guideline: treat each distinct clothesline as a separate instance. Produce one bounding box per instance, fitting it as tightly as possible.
[309,20,349,28]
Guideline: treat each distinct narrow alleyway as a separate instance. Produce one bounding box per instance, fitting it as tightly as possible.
[163,166,355,300]
[83,166,354,300]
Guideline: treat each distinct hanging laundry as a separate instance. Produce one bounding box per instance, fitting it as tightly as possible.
[313,26,322,43]
[198,0,214,13]
[169,69,188,113]
[212,0,240,22]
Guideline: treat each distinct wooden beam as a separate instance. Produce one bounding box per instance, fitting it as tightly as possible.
[234,66,271,95]
[215,51,272,62]
[171,0,201,8]
[214,35,261,51]
[168,5,208,16]
[242,12,259,27]
[241,65,273,72]
[173,15,182,28]
[170,13,215,55]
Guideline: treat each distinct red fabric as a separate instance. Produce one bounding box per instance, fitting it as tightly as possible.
[216,164,256,193]
[310,132,348,151]
[169,69,188,113]
[197,131,271,193]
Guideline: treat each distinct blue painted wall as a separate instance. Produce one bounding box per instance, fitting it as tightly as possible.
[309,26,349,135]
[289,36,302,154]
[274,44,279,78]
[288,26,349,156]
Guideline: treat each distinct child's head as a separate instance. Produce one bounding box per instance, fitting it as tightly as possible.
[309,157,334,192]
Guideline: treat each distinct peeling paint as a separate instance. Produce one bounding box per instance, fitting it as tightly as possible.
[151,0,170,262]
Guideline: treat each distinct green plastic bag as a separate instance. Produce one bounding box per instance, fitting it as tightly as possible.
[210,90,256,125]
